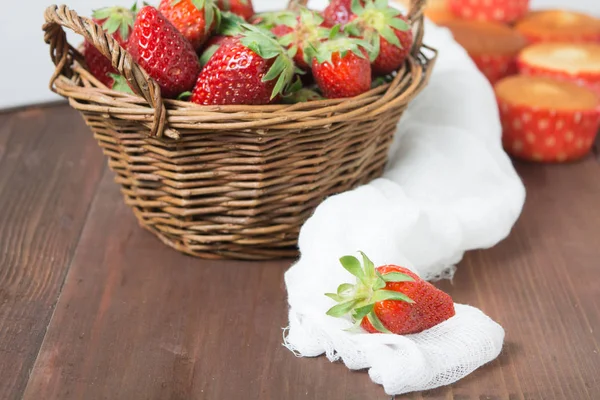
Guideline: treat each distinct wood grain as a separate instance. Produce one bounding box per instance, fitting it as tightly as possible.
[0,105,598,399]
[0,106,105,398]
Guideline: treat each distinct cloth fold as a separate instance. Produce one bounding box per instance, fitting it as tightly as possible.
[281,13,526,396]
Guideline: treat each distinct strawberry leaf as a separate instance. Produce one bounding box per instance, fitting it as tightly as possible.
[351,0,365,15]
[389,17,410,31]
[325,293,344,302]
[339,256,365,282]
[372,290,414,304]
[381,272,414,283]
[110,74,134,94]
[367,312,391,333]
[200,44,220,66]
[359,251,375,278]
[337,283,355,296]
[380,24,401,47]
[353,304,374,321]
[373,276,386,290]
[326,299,361,318]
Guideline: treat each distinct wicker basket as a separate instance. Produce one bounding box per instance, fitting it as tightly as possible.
[42,0,436,260]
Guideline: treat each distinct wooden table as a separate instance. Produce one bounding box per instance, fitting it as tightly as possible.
[1,104,599,400]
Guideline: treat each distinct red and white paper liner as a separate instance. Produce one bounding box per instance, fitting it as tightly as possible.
[498,100,600,162]
[517,59,600,96]
[448,0,529,23]
[472,54,518,85]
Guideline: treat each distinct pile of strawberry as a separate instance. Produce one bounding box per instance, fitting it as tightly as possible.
[83,0,413,105]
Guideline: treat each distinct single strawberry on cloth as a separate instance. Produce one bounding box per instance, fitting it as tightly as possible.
[276,1,526,395]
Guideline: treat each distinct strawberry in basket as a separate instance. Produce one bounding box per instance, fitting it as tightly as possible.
[443,20,527,84]
[191,25,299,105]
[128,6,201,98]
[83,5,136,88]
[323,0,366,27]
[496,75,600,162]
[216,0,255,20]
[199,11,246,66]
[515,10,600,44]
[308,27,373,98]
[344,0,413,76]
[159,0,220,50]
[326,252,455,334]
[448,0,529,23]
[517,43,600,94]
[270,8,331,71]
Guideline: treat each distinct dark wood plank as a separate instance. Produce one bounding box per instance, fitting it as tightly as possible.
[0,106,105,399]
[400,158,600,400]
[22,156,600,398]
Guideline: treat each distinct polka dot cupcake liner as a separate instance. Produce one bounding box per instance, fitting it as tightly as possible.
[517,60,600,97]
[448,0,529,23]
[472,54,518,85]
[498,100,600,162]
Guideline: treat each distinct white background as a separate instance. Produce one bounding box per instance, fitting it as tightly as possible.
[0,0,597,109]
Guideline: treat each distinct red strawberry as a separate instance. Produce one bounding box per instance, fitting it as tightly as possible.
[158,0,220,50]
[128,6,201,99]
[191,25,298,105]
[199,12,246,66]
[323,0,364,28]
[217,0,254,20]
[344,0,413,76]
[309,32,372,98]
[271,8,331,71]
[325,252,456,335]
[84,5,136,88]
[496,75,600,163]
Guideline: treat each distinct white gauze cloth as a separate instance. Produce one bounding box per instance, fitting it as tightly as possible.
[276,3,527,396]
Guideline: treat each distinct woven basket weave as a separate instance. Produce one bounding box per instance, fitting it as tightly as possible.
[43,0,436,260]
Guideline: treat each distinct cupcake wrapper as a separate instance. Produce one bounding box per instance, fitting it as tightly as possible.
[471,54,518,85]
[449,0,529,23]
[498,99,600,162]
[521,32,600,44]
[517,58,600,96]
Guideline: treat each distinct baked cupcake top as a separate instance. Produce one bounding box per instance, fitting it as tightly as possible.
[443,20,527,55]
[515,10,600,41]
[495,75,599,111]
[519,43,600,74]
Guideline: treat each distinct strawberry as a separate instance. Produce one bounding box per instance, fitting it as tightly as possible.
[325,252,456,335]
[272,8,330,71]
[84,5,136,88]
[128,6,201,99]
[191,25,298,105]
[199,11,246,66]
[216,0,254,20]
[323,0,364,28]
[309,30,373,99]
[496,75,600,163]
[344,0,413,76]
[158,0,220,50]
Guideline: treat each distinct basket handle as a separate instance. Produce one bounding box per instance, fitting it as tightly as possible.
[43,4,170,139]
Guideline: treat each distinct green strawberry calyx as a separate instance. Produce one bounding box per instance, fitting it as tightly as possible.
[305,26,373,66]
[325,251,415,334]
[217,11,246,36]
[109,74,134,95]
[344,0,410,62]
[172,0,221,34]
[239,24,302,100]
[251,10,298,30]
[277,7,330,66]
[93,4,137,42]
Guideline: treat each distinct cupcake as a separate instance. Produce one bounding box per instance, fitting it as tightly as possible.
[443,20,527,84]
[424,0,456,25]
[517,42,600,93]
[515,10,600,43]
[448,0,529,24]
[495,75,600,162]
